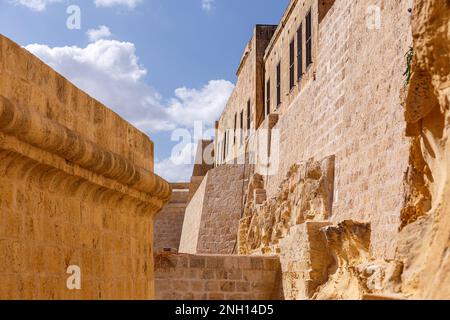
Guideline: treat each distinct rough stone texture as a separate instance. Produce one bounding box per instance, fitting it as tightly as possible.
[279,222,332,300]
[313,221,373,300]
[0,35,170,299]
[154,185,190,253]
[154,253,282,300]
[390,0,450,300]
[239,156,335,255]
[179,165,245,254]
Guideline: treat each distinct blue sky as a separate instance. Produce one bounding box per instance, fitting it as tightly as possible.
[0,0,290,181]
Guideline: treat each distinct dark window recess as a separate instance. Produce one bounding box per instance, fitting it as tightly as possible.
[222,132,226,161]
[233,113,237,144]
[297,24,303,81]
[276,62,281,107]
[240,111,244,144]
[246,100,251,130]
[266,79,271,116]
[225,131,229,157]
[289,39,295,90]
[306,10,313,68]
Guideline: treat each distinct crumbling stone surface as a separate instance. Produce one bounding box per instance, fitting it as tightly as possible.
[392,0,450,300]
[239,156,335,255]
[279,222,332,300]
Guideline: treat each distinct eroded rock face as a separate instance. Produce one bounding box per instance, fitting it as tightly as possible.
[238,156,335,255]
[393,0,450,300]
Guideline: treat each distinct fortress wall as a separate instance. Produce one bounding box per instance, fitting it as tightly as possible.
[154,188,189,253]
[155,253,282,300]
[179,165,245,255]
[0,35,170,299]
[179,176,207,254]
[265,0,413,259]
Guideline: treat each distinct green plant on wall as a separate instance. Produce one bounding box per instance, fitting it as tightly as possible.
[403,46,414,86]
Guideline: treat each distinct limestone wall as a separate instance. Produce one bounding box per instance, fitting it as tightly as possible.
[264,0,413,259]
[391,0,450,299]
[154,186,189,253]
[179,176,208,254]
[179,165,245,254]
[154,253,282,300]
[0,35,170,299]
[215,26,276,166]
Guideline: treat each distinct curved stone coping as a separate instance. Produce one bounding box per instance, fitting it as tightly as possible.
[0,95,171,202]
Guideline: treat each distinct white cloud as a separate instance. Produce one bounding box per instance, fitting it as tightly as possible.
[94,0,142,9]
[26,39,233,132]
[9,0,142,11]
[87,25,112,42]
[201,0,214,12]
[166,80,234,129]
[25,40,234,181]
[10,0,62,11]
[155,143,197,182]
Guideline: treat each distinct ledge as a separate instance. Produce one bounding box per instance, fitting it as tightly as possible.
[0,95,171,204]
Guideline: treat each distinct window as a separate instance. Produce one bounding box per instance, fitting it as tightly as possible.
[233,113,237,145]
[240,111,244,145]
[276,62,281,107]
[246,100,251,130]
[289,39,295,90]
[306,10,313,68]
[297,24,303,81]
[222,132,226,162]
[266,79,271,116]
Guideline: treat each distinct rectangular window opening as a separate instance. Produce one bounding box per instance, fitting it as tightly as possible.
[289,39,295,90]
[306,10,313,68]
[266,79,271,116]
[276,62,281,107]
[240,111,244,145]
[233,113,237,145]
[297,24,303,81]
[246,100,251,131]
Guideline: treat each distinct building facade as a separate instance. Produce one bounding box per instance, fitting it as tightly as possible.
[214,0,412,259]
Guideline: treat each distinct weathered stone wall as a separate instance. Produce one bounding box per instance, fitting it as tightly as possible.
[154,253,282,300]
[179,177,208,254]
[239,156,335,255]
[179,165,245,254]
[0,35,170,299]
[264,0,319,114]
[154,185,189,253]
[215,26,276,166]
[264,0,413,259]
[390,0,450,299]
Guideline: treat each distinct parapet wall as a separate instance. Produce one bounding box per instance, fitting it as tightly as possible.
[155,253,282,300]
[0,34,170,299]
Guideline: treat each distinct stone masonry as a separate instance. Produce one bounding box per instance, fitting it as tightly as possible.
[154,0,450,301]
[0,34,170,299]
[154,253,282,300]
[153,183,189,253]
[179,165,246,255]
